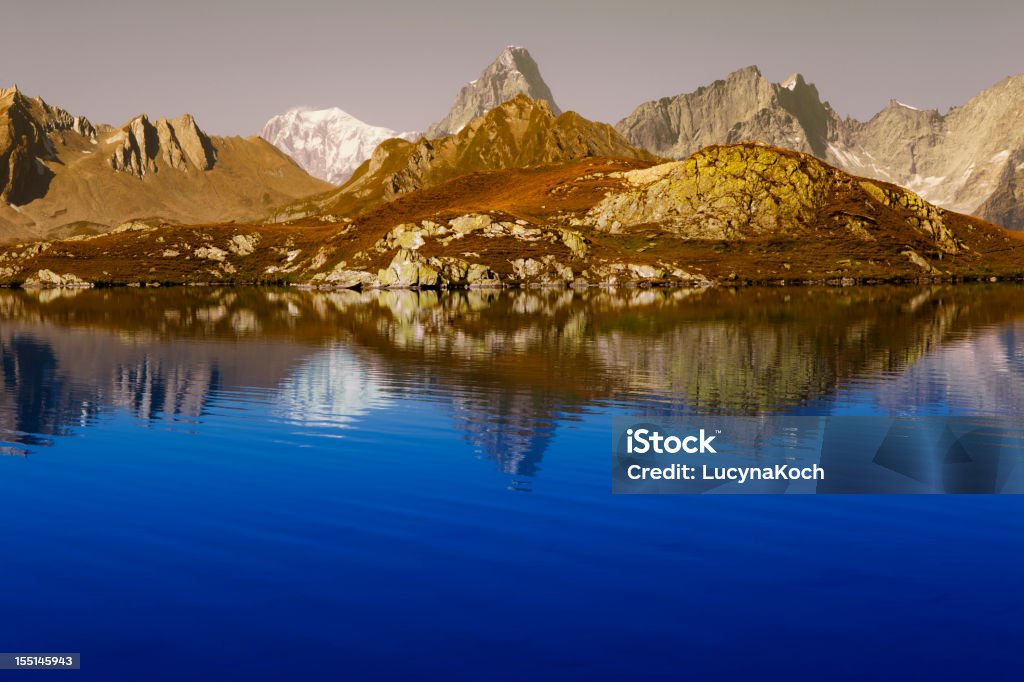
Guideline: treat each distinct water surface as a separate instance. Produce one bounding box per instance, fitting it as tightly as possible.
[1,285,1022,679]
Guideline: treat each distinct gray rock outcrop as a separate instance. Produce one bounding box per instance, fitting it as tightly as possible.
[615,67,837,161]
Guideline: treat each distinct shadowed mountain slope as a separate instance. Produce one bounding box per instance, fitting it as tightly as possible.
[0,85,330,243]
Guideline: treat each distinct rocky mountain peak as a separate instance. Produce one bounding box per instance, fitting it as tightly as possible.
[615,65,831,159]
[780,73,803,90]
[496,45,528,67]
[773,74,836,158]
[1,86,330,242]
[729,65,766,81]
[1,84,96,140]
[1,85,99,205]
[109,112,216,178]
[425,45,560,139]
[777,72,829,107]
[880,99,929,114]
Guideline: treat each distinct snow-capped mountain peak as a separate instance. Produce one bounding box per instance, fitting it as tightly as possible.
[261,107,417,185]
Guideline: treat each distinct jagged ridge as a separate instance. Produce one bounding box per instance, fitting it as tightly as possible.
[0,85,331,243]
[615,68,1024,230]
[1,85,97,205]
[109,113,216,178]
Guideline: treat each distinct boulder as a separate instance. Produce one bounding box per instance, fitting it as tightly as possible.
[195,246,228,262]
[377,249,440,288]
[467,263,502,287]
[228,233,261,256]
[901,249,938,273]
[23,269,92,288]
[511,255,574,284]
[450,213,492,234]
[325,268,379,289]
[558,229,589,258]
[395,231,426,250]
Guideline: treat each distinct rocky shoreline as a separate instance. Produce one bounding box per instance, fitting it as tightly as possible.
[5,265,1020,292]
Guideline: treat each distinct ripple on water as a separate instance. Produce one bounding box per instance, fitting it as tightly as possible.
[1,285,1023,677]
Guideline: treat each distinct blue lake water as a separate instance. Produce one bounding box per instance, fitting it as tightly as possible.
[1,285,1022,680]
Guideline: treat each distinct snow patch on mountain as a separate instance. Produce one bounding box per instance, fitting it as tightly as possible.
[261,108,418,185]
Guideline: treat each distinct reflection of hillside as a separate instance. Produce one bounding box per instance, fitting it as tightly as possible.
[2,285,1023,477]
[871,323,1024,414]
[0,334,87,445]
[321,285,1024,414]
[0,290,328,444]
[297,285,1024,472]
[595,288,971,412]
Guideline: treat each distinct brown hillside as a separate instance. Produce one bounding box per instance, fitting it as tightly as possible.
[0,86,331,243]
[274,95,658,221]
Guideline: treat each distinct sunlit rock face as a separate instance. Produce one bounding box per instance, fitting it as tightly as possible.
[584,145,962,253]
[426,45,561,139]
[617,68,1024,229]
[109,114,216,178]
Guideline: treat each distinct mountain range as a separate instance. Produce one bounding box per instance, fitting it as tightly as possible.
[258,46,561,186]
[258,51,1024,231]
[1,45,1024,290]
[615,66,1024,230]
[0,85,329,243]
[4,131,1022,289]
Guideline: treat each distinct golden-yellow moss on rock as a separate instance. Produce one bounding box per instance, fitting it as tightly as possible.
[589,145,837,238]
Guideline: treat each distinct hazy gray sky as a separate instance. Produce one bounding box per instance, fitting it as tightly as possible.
[3,0,1022,135]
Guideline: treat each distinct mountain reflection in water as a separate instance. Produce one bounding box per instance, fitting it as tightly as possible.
[1,285,1023,478]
